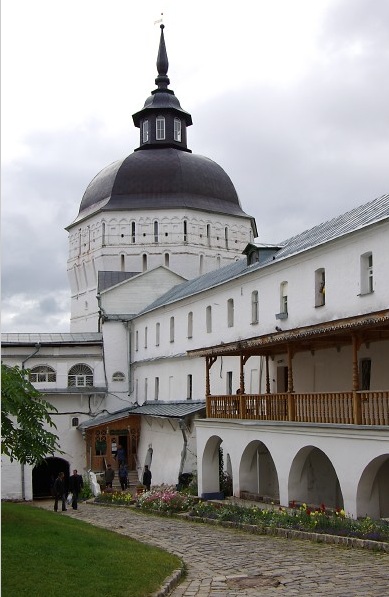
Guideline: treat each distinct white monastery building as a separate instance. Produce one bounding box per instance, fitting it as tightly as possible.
[2,26,389,519]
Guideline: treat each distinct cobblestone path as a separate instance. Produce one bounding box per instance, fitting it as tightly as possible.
[38,502,389,596]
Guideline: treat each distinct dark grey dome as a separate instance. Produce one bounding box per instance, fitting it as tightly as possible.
[76,148,251,220]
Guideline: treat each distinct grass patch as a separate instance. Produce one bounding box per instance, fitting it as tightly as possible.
[1,502,181,597]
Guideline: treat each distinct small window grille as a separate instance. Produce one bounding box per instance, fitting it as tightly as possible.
[68,364,93,387]
[112,372,125,382]
[29,366,56,383]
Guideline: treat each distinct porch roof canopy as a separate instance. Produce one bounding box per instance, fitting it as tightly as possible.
[78,401,206,430]
[187,310,389,359]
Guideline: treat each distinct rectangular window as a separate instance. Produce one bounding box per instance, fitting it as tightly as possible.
[206,305,212,333]
[174,118,181,142]
[142,120,149,142]
[360,252,373,294]
[251,291,259,324]
[170,316,175,342]
[144,326,148,349]
[183,220,188,242]
[155,322,160,346]
[226,371,233,395]
[154,221,159,243]
[315,268,326,307]
[360,358,371,391]
[281,282,288,314]
[144,378,148,401]
[155,377,159,400]
[131,221,136,243]
[135,330,139,351]
[187,374,193,400]
[187,311,193,338]
[227,298,234,327]
[156,116,165,140]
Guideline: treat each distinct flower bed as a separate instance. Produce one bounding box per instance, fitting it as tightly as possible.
[188,501,389,543]
[93,489,389,546]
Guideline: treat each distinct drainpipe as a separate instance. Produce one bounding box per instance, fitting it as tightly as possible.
[21,343,41,500]
[178,419,188,478]
[126,321,133,398]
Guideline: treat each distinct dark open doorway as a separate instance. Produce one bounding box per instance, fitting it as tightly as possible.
[32,457,70,499]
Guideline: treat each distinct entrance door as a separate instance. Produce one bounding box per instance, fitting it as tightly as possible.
[277,366,288,393]
[33,457,70,499]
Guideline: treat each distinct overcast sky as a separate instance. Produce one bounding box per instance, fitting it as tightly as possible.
[2,0,389,333]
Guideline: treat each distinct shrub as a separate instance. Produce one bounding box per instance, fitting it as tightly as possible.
[136,486,196,514]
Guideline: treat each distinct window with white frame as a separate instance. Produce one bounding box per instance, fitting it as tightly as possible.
[170,316,175,342]
[142,120,149,142]
[187,374,193,399]
[315,268,326,307]
[29,365,56,383]
[156,116,165,140]
[187,311,193,338]
[155,322,160,346]
[280,281,288,315]
[251,290,259,324]
[154,221,159,243]
[227,298,234,327]
[360,252,373,294]
[155,377,160,400]
[206,305,212,333]
[144,326,148,349]
[68,364,93,387]
[174,118,181,141]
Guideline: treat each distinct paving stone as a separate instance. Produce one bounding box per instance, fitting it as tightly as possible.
[34,501,389,596]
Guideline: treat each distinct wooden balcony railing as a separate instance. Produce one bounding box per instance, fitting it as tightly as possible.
[206,391,389,426]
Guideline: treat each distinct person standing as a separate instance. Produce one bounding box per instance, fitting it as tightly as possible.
[68,469,84,510]
[105,463,115,489]
[116,444,126,463]
[53,472,66,512]
[143,465,152,491]
[118,462,128,491]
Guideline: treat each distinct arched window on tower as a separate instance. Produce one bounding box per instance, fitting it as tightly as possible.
[142,120,149,142]
[142,254,148,272]
[183,220,188,242]
[224,227,229,249]
[174,118,181,142]
[131,221,136,243]
[154,221,159,243]
[206,224,211,247]
[102,222,106,246]
[206,305,212,333]
[164,253,170,267]
[156,116,165,140]
[120,254,125,272]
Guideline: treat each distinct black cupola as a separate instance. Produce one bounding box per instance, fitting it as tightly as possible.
[132,25,193,152]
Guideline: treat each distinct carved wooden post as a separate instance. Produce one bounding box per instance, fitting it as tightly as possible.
[352,335,362,425]
[287,345,295,421]
[240,353,246,394]
[205,356,217,418]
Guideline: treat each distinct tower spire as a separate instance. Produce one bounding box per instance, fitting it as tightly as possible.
[155,24,170,90]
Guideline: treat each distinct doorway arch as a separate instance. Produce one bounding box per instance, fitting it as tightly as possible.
[32,457,70,499]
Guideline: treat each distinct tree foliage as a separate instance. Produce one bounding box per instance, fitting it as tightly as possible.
[1,363,62,465]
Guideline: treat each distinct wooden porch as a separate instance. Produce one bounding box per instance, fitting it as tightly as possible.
[206,390,389,425]
[189,310,389,427]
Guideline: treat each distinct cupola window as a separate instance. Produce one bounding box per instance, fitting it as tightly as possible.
[156,116,165,140]
[174,118,181,142]
[142,120,149,142]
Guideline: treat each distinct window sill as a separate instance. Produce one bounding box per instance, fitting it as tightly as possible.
[275,312,288,320]
[358,291,374,297]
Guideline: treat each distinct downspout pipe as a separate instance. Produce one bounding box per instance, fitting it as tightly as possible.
[21,343,41,500]
[178,418,188,479]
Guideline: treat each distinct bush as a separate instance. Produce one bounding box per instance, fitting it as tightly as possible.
[136,486,196,514]
[79,474,94,500]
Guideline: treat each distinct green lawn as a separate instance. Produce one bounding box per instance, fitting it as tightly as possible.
[1,503,182,597]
